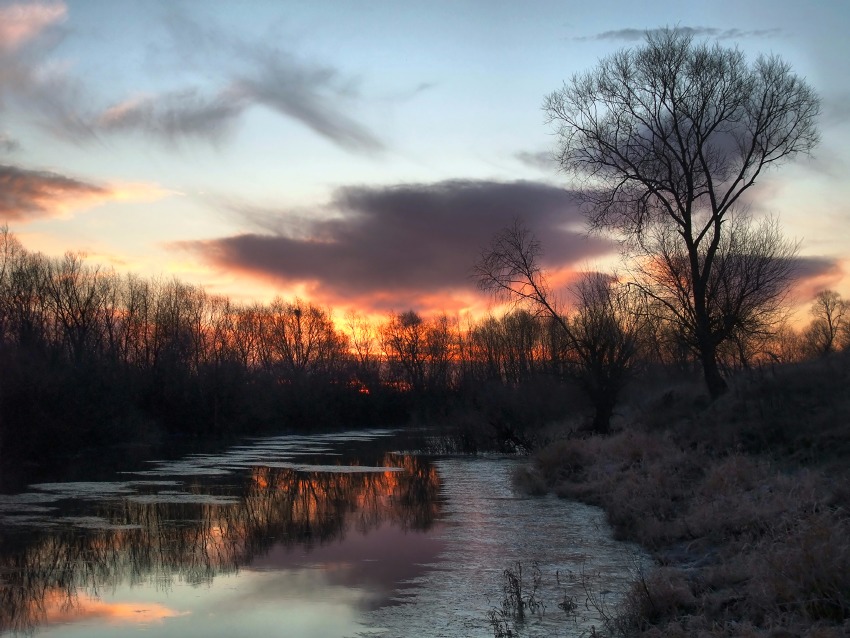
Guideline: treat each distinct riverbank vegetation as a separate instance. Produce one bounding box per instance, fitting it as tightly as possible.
[0,225,587,472]
[514,350,850,637]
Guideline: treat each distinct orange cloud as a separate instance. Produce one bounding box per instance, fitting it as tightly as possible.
[0,2,66,52]
[109,180,176,204]
[0,164,174,222]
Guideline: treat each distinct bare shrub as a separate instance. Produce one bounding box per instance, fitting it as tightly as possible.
[533,437,592,483]
[750,512,850,623]
[623,567,697,628]
[684,355,850,460]
[511,464,548,495]
[487,562,546,637]
[552,433,704,547]
[634,380,707,432]
[686,457,819,543]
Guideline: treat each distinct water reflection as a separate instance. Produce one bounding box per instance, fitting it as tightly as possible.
[0,451,441,635]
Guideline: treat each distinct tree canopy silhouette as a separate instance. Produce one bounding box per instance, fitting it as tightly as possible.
[545,28,820,398]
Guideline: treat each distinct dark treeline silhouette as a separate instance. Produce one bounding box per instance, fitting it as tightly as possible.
[0,227,405,467]
[1,226,846,468]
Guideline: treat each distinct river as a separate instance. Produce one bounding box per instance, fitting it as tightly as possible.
[0,429,643,637]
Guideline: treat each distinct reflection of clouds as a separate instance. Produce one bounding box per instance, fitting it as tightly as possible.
[216,567,378,610]
[250,521,447,607]
[189,570,368,638]
[32,480,136,496]
[40,590,189,626]
[0,435,441,635]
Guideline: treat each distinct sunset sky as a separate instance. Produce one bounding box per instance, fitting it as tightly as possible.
[2,0,849,320]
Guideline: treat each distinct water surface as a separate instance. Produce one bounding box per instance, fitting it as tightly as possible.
[0,430,642,637]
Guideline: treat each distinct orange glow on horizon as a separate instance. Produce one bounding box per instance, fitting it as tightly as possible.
[10,228,848,337]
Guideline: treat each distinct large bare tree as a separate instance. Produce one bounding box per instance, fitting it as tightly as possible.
[545,28,820,398]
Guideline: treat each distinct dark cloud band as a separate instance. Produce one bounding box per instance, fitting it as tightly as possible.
[180,180,614,308]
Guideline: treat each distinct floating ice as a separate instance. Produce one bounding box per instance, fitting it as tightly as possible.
[60,516,143,530]
[125,493,242,505]
[30,481,136,498]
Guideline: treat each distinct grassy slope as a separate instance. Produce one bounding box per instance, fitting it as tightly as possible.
[516,352,850,637]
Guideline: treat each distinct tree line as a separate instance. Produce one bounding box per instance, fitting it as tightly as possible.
[1,225,845,466]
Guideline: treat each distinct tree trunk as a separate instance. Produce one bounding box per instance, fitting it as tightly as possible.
[699,342,728,400]
[589,390,615,435]
[693,282,729,401]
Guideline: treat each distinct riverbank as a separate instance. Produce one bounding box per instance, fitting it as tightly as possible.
[515,353,850,637]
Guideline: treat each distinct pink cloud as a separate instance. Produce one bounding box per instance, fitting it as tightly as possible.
[0,2,66,52]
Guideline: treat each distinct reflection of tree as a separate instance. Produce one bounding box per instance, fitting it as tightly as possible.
[0,454,441,634]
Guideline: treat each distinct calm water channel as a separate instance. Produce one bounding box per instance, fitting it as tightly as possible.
[0,429,643,637]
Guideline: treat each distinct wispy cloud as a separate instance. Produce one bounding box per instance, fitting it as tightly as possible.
[0,2,66,52]
[0,133,20,153]
[0,3,385,153]
[97,89,246,145]
[178,180,614,312]
[0,2,98,141]
[159,10,384,152]
[515,150,558,172]
[578,26,783,42]
[87,10,384,152]
[822,93,850,128]
[382,81,438,102]
[232,56,384,153]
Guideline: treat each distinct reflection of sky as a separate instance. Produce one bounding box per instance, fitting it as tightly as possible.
[38,570,366,638]
[252,521,448,609]
[0,430,445,637]
[32,523,446,637]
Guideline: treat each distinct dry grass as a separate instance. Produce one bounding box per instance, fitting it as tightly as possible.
[519,354,850,636]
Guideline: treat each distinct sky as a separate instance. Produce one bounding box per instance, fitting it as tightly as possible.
[2,0,849,322]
